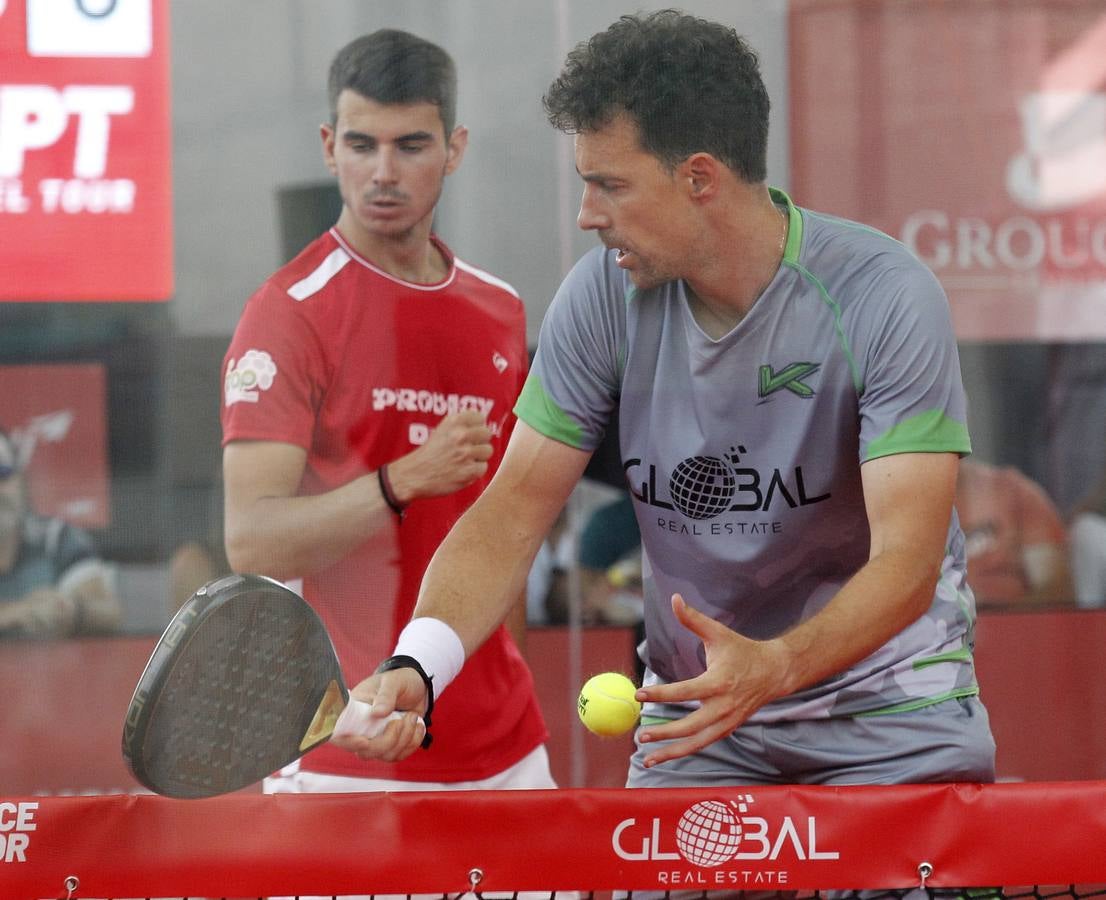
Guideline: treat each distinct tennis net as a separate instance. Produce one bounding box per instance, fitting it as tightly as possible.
[4,781,1105,898]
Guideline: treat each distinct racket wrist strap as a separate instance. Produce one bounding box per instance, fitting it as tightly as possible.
[377,464,406,520]
[375,655,435,749]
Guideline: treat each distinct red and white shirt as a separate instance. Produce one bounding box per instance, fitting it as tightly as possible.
[222,228,547,781]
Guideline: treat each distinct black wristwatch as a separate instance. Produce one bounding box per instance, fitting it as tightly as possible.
[375,654,435,749]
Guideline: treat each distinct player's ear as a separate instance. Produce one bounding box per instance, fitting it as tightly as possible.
[320,122,338,175]
[444,125,468,175]
[680,152,721,204]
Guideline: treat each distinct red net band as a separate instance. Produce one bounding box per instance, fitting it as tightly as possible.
[4,781,1105,898]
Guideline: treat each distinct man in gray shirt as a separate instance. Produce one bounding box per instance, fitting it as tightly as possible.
[338,10,995,789]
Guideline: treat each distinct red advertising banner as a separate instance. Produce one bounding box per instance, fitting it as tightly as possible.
[789,1,1106,341]
[2,782,1105,896]
[0,0,172,301]
[0,363,110,526]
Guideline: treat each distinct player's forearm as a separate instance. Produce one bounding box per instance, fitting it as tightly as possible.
[504,592,528,654]
[224,473,394,579]
[769,452,958,696]
[406,421,588,665]
[771,546,940,698]
[414,493,549,659]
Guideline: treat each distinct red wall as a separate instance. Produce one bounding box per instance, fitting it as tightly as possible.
[973,608,1106,782]
[1,610,1102,795]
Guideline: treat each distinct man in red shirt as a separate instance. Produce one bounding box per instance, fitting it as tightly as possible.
[220,29,550,791]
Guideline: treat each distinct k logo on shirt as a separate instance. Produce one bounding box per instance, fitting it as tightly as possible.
[757,362,820,400]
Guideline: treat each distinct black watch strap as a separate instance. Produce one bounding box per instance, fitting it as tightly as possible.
[375,654,434,749]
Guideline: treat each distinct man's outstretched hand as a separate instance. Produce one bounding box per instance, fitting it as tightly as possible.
[633,594,791,768]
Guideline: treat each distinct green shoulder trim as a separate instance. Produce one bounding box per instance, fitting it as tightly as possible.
[769,188,864,393]
[865,409,972,461]
[786,259,864,395]
[770,186,803,264]
[513,374,587,449]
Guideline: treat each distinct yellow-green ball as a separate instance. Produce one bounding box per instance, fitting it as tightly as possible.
[577,672,641,736]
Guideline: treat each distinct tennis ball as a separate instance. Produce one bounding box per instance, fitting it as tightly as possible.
[577,672,641,737]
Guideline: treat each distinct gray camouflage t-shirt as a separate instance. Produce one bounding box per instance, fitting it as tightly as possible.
[516,188,979,721]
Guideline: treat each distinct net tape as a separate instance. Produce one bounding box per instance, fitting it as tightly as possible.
[40,887,1106,900]
[5,781,1105,898]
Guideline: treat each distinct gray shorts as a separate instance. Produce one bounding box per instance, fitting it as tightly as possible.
[627,695,996,787]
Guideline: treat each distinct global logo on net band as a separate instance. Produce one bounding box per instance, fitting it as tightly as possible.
[611,795,839,888]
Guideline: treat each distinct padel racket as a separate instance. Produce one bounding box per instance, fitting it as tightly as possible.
[122,573,404,799]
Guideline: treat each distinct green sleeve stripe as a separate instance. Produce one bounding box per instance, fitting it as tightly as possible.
[865,409,972,461]
[513,373,587,449]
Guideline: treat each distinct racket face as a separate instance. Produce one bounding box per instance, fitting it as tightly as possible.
[122,574,346,798]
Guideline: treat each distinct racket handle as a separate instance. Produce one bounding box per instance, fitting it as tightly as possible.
[333,698,408,739]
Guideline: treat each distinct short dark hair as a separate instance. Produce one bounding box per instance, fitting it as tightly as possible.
[327,29,457,136]
[543,10,770,182]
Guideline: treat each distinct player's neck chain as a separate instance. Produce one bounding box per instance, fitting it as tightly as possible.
[687,204,790,339]
[776,203,789,258]
[754,204,789,302]
[773,203,789,269]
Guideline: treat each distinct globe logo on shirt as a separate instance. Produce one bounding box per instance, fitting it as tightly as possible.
[668,456,737,520]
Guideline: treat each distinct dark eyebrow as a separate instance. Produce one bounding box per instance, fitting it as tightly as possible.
[394,130,437,143]
[577,168,621,186]
[341,129,438,145]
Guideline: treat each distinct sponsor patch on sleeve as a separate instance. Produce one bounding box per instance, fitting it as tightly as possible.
[224,349,277,406]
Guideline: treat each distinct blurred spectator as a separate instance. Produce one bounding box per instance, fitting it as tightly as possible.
[1069,467,1106,609]
[525,508,568,625]
[956,456,1074,609]
[576,493,643,626]
[1043,344,1106,517]
[168,539,230,613]
[527,492,644,627]
[0,428,122,637]
[168,473,230,613]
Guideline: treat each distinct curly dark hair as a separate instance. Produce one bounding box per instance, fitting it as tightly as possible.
[327,29,457,136]
[543,10,769,182]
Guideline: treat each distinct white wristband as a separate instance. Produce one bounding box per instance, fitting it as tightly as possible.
[393,617,465,700]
